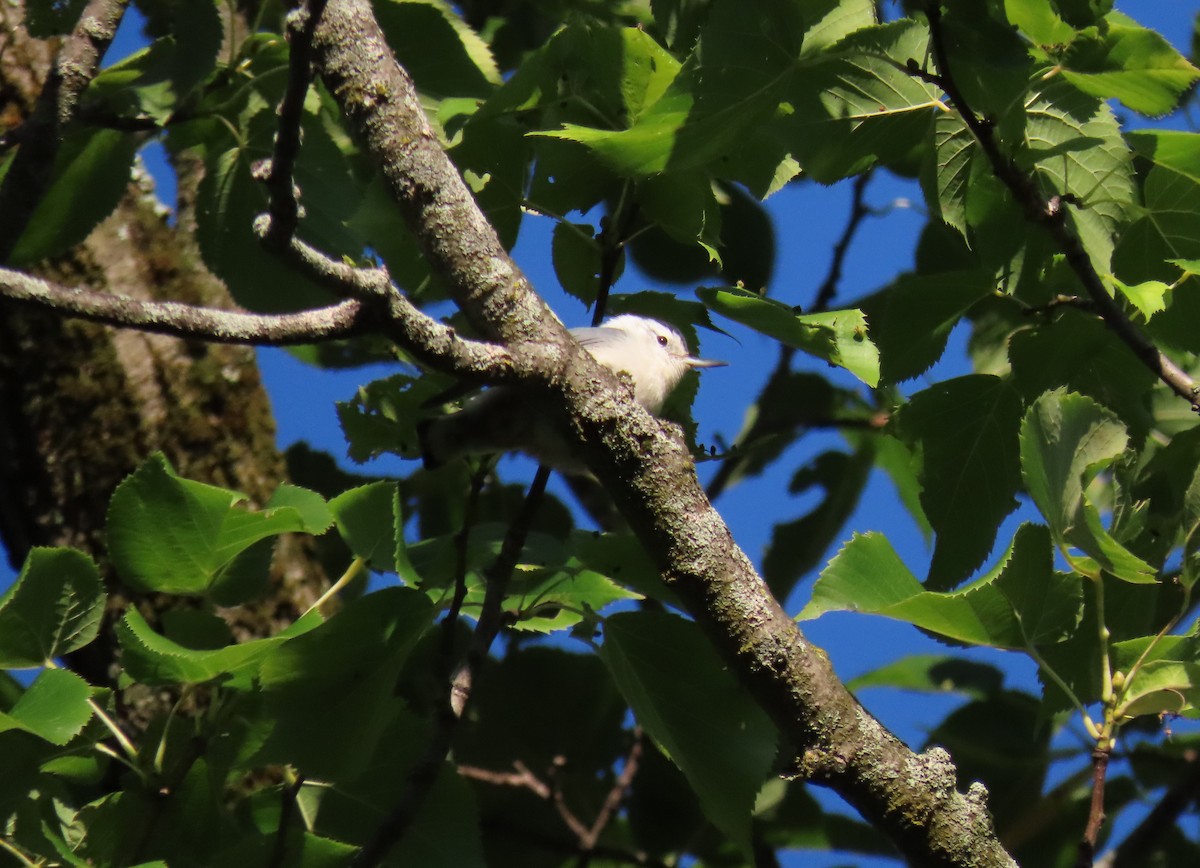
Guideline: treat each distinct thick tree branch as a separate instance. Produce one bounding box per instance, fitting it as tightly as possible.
[918,2,1198,409]
[0,265,372,344]
[0,0,130,259]
[307,1,1017,865]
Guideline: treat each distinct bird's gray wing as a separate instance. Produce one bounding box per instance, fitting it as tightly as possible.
[570,325,627,349]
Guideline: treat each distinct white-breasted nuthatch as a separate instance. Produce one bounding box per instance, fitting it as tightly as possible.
[418,314,725,471]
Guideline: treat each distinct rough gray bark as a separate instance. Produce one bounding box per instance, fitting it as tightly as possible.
[305,1,1018,865]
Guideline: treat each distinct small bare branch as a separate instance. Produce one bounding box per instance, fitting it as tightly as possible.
[1075,747,1110,868]
[260,0,331,243]
[457,761,552,799]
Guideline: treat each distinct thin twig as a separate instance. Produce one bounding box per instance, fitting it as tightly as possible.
[458,761,552,798]
[580,728,643,851]
[260,0,330,244]
[268,773,307,868]
[918,2,1198,409]
[810,170,873,314]
[457,730,644,860]
[1075,747,1110,868]
[0,0,131,259]
[443,464,491,710]
[352,467,552,867]
[264,233,537,383]
[592,188,638,326]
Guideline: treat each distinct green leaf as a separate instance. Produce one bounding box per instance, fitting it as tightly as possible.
[858,269,995,384]
[799,525,1082,649]
[7,128,140,264]
[0,548,104,668]
[847,654,1004,698]
[1005,0,1076,46]
[337,373,452,463]
[505,568,642,633]
[1059,21,1200,117]
[82,1,222,124]
[787,20,940,182]
[375,0,501,98]
[600,612,776,849]
[637,171,722,263]
[697,286,879,386]
[1114,132,1200,307]
[106,454,311,595]
[117,607,316,688]
[464,647,625,773]
[536,0,804,179]
[1110,276,1169,319]
[329,481,414,578]
[1008,309,1155,438]
[265,484,334,535]
[893,375,1024,588]
[875,433,933,542]
[923,111,977,237]
[411,523,640,630]
[1113,634,1200,718]
[1018,78,1135,274]
[551,221,602,304]
[0,669,92,745]
[1019,389,1156,583]
[256,588,434,780]
[763,445,874,599]
[193,100,358,312]
[570,530,685,609]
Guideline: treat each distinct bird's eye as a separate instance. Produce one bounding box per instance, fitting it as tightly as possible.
[657,335,669,347]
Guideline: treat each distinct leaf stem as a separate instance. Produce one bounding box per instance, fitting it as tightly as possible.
[1022,639,1097,737]
[306,555,367,616]
[0,836,40,867]
[44,660,140,762]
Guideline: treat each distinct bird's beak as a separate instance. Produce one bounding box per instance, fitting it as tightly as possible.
[686,356,727,369]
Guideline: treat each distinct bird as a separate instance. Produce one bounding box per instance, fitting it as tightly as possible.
[417,314,724,472]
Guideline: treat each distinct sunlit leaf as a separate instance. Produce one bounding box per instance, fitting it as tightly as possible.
[1059,19,1200,117]
[107,454,310,595]
[800,524,1082,649]
[0,548,104,669]
[697,286,879,386]
[1019,389,1156,583]
[0,669,92,745]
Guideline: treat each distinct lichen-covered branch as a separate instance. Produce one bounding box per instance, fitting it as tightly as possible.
[306,1,1018,865]
[0,265,372,344]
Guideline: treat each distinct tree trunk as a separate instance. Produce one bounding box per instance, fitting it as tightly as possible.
[0,2,327,701]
